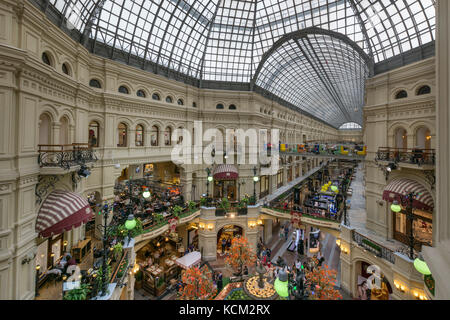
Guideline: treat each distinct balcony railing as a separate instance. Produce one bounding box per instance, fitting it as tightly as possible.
[38,143,98,169]
[352,231,396,264]
[262,205,342,224]
[376,147,435,166]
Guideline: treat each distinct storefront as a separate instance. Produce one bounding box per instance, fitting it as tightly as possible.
[213,165,238,201]
[383,178,434,251]
[216,225,243,253]
[135,232,182,297]
[260,175,270,198]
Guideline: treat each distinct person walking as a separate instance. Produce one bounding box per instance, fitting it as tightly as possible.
[217,272,223,292]
[221,238,226,254]
[226,238,232,252]
[284,225,289,241]
[266,247,272,261]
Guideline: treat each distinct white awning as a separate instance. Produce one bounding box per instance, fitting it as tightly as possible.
[175,251,201,269]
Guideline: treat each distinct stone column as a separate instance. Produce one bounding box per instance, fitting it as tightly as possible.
[422,0,450,300]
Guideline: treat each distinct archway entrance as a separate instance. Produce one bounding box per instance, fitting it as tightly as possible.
[217,225,243,256]
[355,261,393,300]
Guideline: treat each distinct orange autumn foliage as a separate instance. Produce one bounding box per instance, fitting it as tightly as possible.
[178,266,217,300]
[225,236,257,274]
[304,257,342,300]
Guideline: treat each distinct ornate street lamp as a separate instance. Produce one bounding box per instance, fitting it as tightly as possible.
[206,168,212,198]
[124,214,137,246]
[252,166,259,203]
[390,191,420,260]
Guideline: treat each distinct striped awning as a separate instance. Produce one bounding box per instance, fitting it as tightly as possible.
[36,190,93,238]
[382,179,434,211]
[213,164,238,180]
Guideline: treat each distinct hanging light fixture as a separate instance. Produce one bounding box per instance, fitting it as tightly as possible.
[390,200,402,213]
[125,214,137,230]
[414,257,432,275]
[143,188,151,199]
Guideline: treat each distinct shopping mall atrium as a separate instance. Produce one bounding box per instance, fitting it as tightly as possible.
[0,0,448,302]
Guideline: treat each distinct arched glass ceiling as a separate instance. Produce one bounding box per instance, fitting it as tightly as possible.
[339,122,362,130]
[255,31,369,127]
[45,0,436,127]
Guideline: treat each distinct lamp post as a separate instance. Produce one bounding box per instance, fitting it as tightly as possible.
[98,201,112,296]
[206,168,212,198]
[390,191,420,260]
[339,171,351,227]
[252,166,259,203]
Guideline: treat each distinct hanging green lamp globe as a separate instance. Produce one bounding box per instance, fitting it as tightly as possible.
[125,215,137,230]
[414,258,431,275]
[331,185,338,192]
[207,176,213,182]
[274,270,289,298]
[390,201,402,213]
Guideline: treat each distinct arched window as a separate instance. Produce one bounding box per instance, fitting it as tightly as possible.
[229,104,237,110]
[417,85,431,96]
[216,103,224,109]
[137,90,146,98]
[416,127,432,150]
[89,121,99,147]
[164,127,172,146]
[89,79,102,88]
[152,93,161,100]
[177,99,184,105]
[118,86,129,94]
[395,90,408,99]
[59,116,69,145]
[42,52,52,66]
[394,128,407,149]
[62,63,71,76]
[177,127,184,144]
[151,125,159,146]
[39,113,51,145]
[166,96,173,103]
[118,123,128,147]
[192,102,197,108]
[135,125,144,146]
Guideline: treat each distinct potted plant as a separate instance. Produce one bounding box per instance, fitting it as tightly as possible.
[248,195,256,206]
[237,197,249,215]
[200,197,207,207]
[188,201,197,213]
[112,243,123,262]
[172,205,183,218]
[63,283,91,300]
[216,197,230,216]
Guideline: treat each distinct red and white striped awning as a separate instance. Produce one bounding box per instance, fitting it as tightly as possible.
[36,190,93,238]
[382,178,434,211]
[213,164,239,180]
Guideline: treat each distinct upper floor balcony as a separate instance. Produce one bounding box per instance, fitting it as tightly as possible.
[38,143,98,175]
[375,147,435,170]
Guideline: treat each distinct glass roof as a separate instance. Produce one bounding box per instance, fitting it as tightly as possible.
[46,0,435,127]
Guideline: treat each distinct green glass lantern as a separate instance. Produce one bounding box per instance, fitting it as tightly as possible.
[274,270,289,298]
[390,201,402,213]
[414,258,431,275]
[207,176,213,182]
[253,176,259,182]
[125,215,137,230]
[331,185,338,193]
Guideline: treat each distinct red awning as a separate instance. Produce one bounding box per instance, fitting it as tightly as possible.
[382,178,434,211]
[213,164,239,180]
[36,190,93,238]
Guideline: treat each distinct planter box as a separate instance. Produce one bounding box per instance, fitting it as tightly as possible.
[215,208,226,216]
[237,208,248,216]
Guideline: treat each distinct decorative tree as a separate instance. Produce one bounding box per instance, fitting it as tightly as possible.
[225,236,257,277]
[178,266,216,300]
[304,257,343,300]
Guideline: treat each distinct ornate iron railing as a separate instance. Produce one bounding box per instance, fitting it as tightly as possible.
[376,147,435,166]
[38,143,98,169]
[352,231,396,264]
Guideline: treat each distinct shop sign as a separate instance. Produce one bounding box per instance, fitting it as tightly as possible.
[291,211,302,228]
